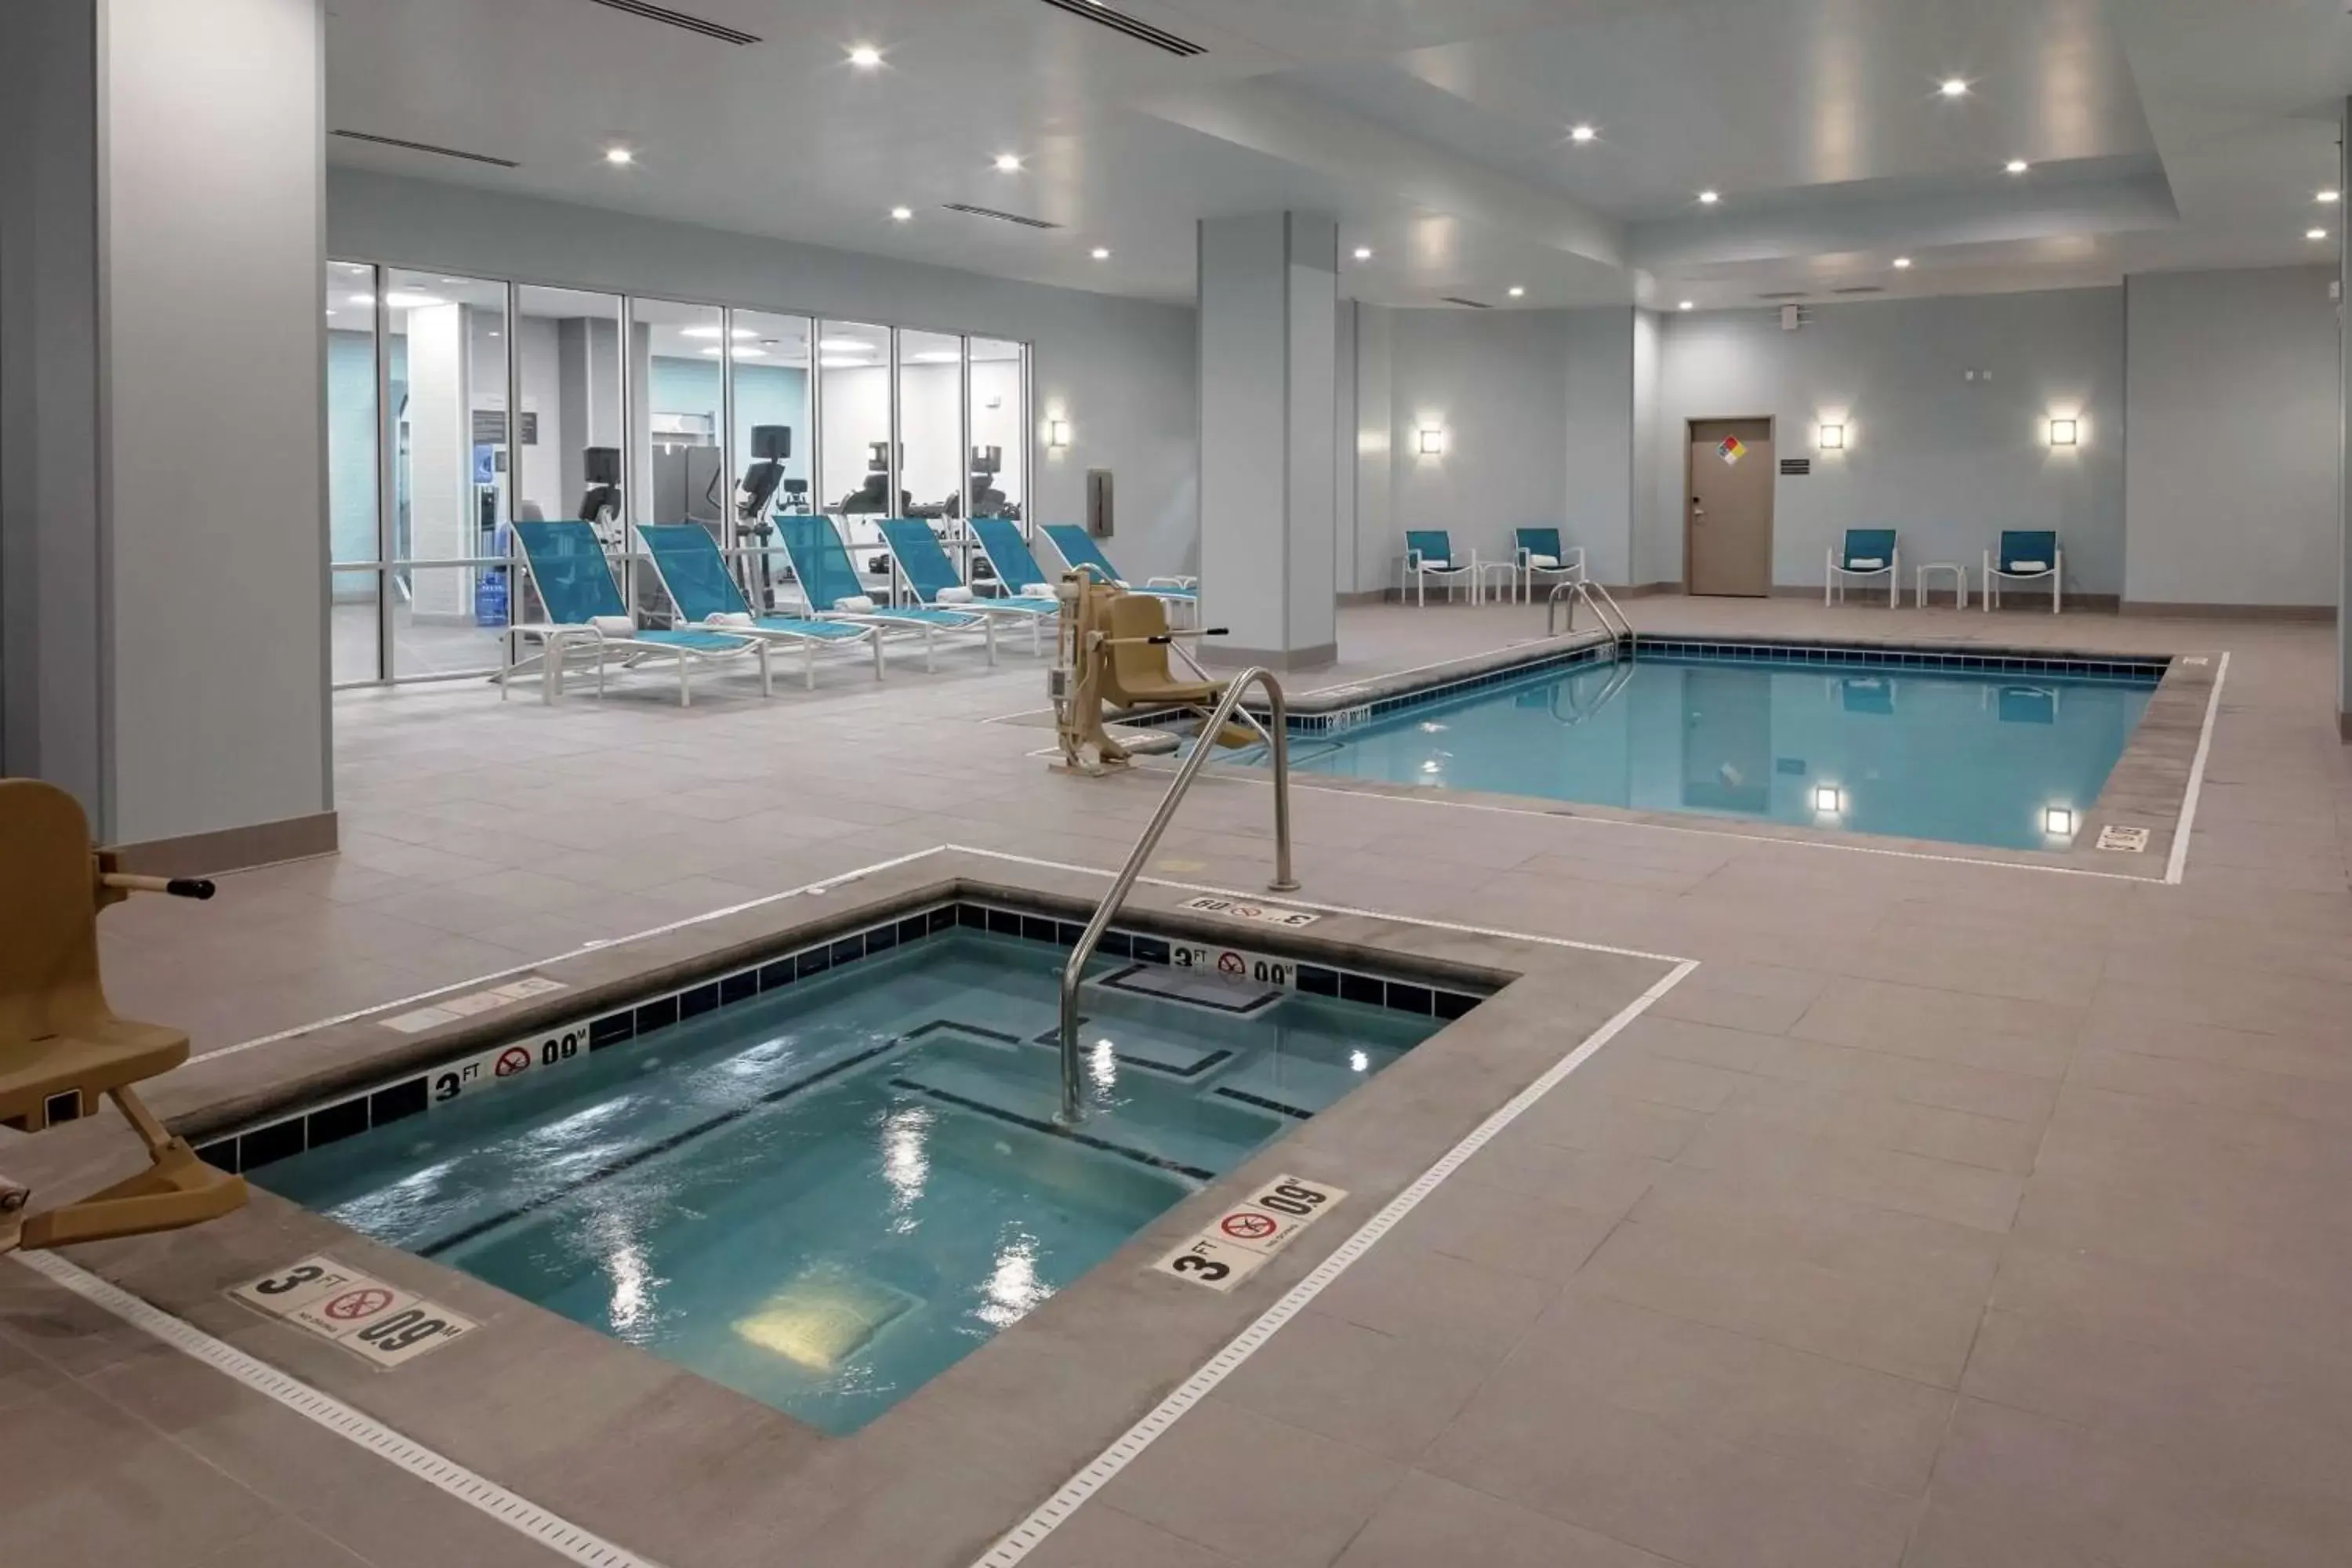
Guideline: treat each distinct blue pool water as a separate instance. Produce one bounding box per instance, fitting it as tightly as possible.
[1270,650,2158,851]
[256,930,1438,1433]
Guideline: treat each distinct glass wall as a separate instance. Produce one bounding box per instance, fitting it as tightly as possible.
[325,260,381,683]
[385,270,510,680]
[818,321,895,576]
[325,265,1026,684]
[729,310,812,612]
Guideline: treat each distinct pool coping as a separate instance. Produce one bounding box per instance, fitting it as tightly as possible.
[3,848,1679,1568]
[1143,632,2220,882]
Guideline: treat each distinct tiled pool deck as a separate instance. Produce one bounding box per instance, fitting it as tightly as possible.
[5,597,2349,1568]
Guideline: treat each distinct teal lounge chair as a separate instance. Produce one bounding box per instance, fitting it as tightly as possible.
[1403,529,1487,606]
[967,518,1066,600]
[1984,529,2061,613]
[1039,525,1196,624]
[506,519,768,706]
[877,520,1056,655]
[1827,528,1899,608]
[635,524,884,688]
[1512,527,1584,604]
[773,514,995,670]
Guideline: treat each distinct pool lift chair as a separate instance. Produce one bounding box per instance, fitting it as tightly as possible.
[1052,575,1267,776]
[0,779,246,1255]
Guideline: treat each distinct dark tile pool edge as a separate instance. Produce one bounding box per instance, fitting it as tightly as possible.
[191,893,1493,1179]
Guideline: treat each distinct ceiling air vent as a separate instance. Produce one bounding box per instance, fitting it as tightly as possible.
[331,129,519,169]
[1755,290,1809,301]
[583,0,760,45]
[1831,285,1886,296]
[942,202,1062,230]
[1036,0,1206,57]
[1440,296,1494,309]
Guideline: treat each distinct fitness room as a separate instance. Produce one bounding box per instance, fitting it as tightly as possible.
[2,2,2350,1567]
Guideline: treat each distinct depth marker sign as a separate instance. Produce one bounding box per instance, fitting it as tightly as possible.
[229,1254,477,1369]
[1152,1175,1349,1292]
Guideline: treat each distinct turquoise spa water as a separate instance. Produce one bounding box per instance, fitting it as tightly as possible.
[1271,651,2158,851]
[257,931,1437,1433]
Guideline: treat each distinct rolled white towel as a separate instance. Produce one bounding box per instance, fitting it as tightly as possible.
[1527,554,1560,568]
[2007,559,2049,573]
[589,615,635,639]
[836,594,877,613]
[707,611,753,628]
[936,585,975,604]
[1845,557,1886,571]
[1421,557,1452,571]
[1019,583,1058,600]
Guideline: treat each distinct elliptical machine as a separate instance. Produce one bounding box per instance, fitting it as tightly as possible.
[733,425,792,611]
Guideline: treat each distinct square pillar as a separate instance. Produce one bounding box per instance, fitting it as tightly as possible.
[1198,212,1338,670]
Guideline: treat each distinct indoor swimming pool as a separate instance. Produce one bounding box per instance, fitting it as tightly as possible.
[1266,642,2163,851]
[245,914,1454,1433]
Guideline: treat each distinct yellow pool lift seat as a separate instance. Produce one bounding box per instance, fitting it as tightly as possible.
[1056,577,1258,773]
[0,779,245,1254]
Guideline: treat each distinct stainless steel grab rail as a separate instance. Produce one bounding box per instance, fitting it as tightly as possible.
[1058,668,1297,1123]
[1546,573,1633,644]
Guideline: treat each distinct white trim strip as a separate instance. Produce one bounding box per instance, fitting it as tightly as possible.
[188,847,949,1065]
[971,958,1701,1566]
[2165,649,2228,886]
[11,1250,666,1568]
[942,844,1687,963]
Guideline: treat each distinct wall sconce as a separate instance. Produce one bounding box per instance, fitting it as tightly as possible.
[1417,426,1446,456]
[1813,785,1843,814]
[1047,418,1071,449]
[1817,423,1845,450]
[2047,418,2078,447]
[2044,806,2074,837]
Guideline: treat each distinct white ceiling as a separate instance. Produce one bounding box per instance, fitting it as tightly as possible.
[322,0,2352,311]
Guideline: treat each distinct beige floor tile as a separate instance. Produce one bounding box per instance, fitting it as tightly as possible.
[1094,1400,1407,1568]
[1423,1372,1918,1568]
[1307,1239,1560,1365]
[1210,1308,1496,1465]
[1382,1174,1620,1283]
[1018,1504,1243,1568]
[1330,1469,1680,1568]
[1673,1110,2029,1232]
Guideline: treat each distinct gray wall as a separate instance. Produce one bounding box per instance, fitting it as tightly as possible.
[2124,266,2339,609]
[1562,307,1636,583]
[1651,289,2128,595]
[1388,308,1571,578]
[328,169,1199,581]
[1631,309,1668,586]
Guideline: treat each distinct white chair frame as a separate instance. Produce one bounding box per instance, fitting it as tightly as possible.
[1825,546,1900,608]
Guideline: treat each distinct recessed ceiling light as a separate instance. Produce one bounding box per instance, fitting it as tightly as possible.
[848,44,881,67]
[2309,227,2331,241]
[1353,246,1372,260]
[1090,246,1110,260]
[604,146,634,165]
[1508,285,1526,297]
[817,337,876,352]
[1569,124,1597,143]
[2005,159,2030,175]
[1697,189,1720,204]
[993,153,1022,172]
[1893,256,1913,269]
[889,205,913,221]
[1678,299,1694,310]
[382,290,445,308]
[1940,78,1969,98]
[2320,190,2342,203]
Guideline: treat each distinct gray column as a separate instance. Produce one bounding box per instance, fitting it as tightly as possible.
[1197,212,1338,670]
[0,0,332,868]
[2342,102,2352,741]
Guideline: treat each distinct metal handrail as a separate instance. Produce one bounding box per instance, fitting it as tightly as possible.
[1547,573,1633,644]
[1058,667,1297,1123]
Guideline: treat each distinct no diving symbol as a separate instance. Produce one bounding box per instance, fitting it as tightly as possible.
[322,1287,394,1322]
[1216,951,1247,977]
[1220,1211,1279,1242]
[495,1047,532,1077]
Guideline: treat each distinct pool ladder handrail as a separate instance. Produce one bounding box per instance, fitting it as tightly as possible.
[1546,571,1633,647]
[1058,666,1298,1124]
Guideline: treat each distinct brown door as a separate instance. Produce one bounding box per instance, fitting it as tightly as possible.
[1686,419,1774,597]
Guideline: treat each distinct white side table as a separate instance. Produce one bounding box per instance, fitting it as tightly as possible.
[1472,557,1517,605]
[1915,561,1968,609]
